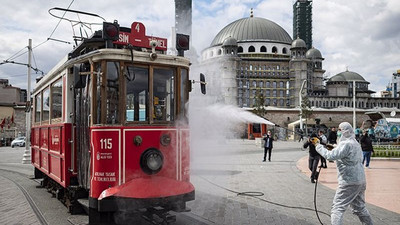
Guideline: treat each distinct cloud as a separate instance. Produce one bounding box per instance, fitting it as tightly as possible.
[0,0,398,95]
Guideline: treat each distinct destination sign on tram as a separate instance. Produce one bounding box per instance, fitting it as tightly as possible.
[114,22,167,51]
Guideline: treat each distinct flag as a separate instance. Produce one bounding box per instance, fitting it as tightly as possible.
[0,118,4,132]
[11,114,14,124]
[7,116,10,129]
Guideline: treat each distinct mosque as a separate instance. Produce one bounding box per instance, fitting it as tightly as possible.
[197,8,399,129]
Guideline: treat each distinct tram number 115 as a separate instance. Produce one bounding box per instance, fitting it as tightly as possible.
[100,138,113,150]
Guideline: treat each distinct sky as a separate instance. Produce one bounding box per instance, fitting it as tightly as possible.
[0,0,399,95]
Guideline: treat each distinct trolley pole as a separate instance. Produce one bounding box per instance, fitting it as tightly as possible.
[22,39,32,164]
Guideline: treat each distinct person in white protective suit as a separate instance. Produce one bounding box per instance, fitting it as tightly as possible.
[311,122,373,225]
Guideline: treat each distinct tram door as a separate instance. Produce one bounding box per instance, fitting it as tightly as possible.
[74,63,91,189]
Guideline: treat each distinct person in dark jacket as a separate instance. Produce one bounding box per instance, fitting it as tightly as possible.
[360,130,374,168]
[262,130,274,162]
[303,133,321,183]
[328,127,338,144]
[298,129,304,142]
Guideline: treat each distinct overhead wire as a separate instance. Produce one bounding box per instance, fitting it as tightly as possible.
[1,0,75,62]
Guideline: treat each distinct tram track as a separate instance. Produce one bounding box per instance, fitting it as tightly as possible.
[0,169,49,225]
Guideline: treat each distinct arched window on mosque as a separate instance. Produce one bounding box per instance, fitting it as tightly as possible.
[272,46,278,53]
[282,48,287,54]
[260,46,267,52]
[238,46,243,53]
[248,46,255,52]
[217,49,222,55]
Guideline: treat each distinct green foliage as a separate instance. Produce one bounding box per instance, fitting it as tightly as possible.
[372,145,400,157]
[253,88,266,117]
[300,95,312,119]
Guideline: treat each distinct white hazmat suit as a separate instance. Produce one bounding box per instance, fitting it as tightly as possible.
[315,122,373,225]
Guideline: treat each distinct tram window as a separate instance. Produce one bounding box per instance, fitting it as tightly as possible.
[180,68,189,120]
[51,79,62,119]
[106,62,120,124]
[153,68,175,122]
[42,87,50,121]
[35,94,41,123]
[125,66,149,122]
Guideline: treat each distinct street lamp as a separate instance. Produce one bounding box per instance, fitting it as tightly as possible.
[299,79,307,132]
[353,80,356,129]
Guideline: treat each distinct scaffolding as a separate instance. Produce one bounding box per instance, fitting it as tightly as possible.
[293,0,313,50]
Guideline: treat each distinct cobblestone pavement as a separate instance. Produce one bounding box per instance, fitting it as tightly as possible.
[188,139,400,225]
[1,141,399,225]
[0,174,41,225]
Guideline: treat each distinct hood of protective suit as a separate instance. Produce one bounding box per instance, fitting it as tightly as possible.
[338,122,356,143]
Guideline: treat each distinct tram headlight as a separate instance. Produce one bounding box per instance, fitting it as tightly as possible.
[140,148,164,175]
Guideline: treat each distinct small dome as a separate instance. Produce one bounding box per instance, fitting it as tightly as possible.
[222,37,238,47]
[291,38,307,49]
[306,48,323,59]
[328,70,368,83]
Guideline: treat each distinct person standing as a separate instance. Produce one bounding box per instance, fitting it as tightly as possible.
[355,127,361,142]
[298,129,304,142]
[328,127,338,144]
[368,127,375,140]
[318,130,328,168]
[262,130,273,162]
[360,130,374,168]
[312,122,373,225]
[303,133,320,183]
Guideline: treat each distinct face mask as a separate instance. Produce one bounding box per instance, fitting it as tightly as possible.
[337,131,342,138]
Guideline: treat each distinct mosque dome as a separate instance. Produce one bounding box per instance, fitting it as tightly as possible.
[291,38,307,49]
[222,37,238,47]
[328,70,368,83]
[210,16,292,47]
[306,47,323,59]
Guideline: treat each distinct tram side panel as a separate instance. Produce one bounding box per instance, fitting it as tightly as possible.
[31,124,73,187]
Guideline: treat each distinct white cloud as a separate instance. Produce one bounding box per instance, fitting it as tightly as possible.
[0,0,398,94]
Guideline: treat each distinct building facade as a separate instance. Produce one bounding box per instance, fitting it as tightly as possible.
[0,79,27,145]
[200,14,293,108]
[198,11,399,129]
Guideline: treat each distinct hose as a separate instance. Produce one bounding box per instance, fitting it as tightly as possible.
[198,175,330,217]
[314,166,325,225]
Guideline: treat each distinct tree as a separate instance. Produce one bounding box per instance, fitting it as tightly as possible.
[253,88,266,117]
[300,95,313,136]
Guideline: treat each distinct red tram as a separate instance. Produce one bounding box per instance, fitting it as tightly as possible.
[31,21,202,224]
